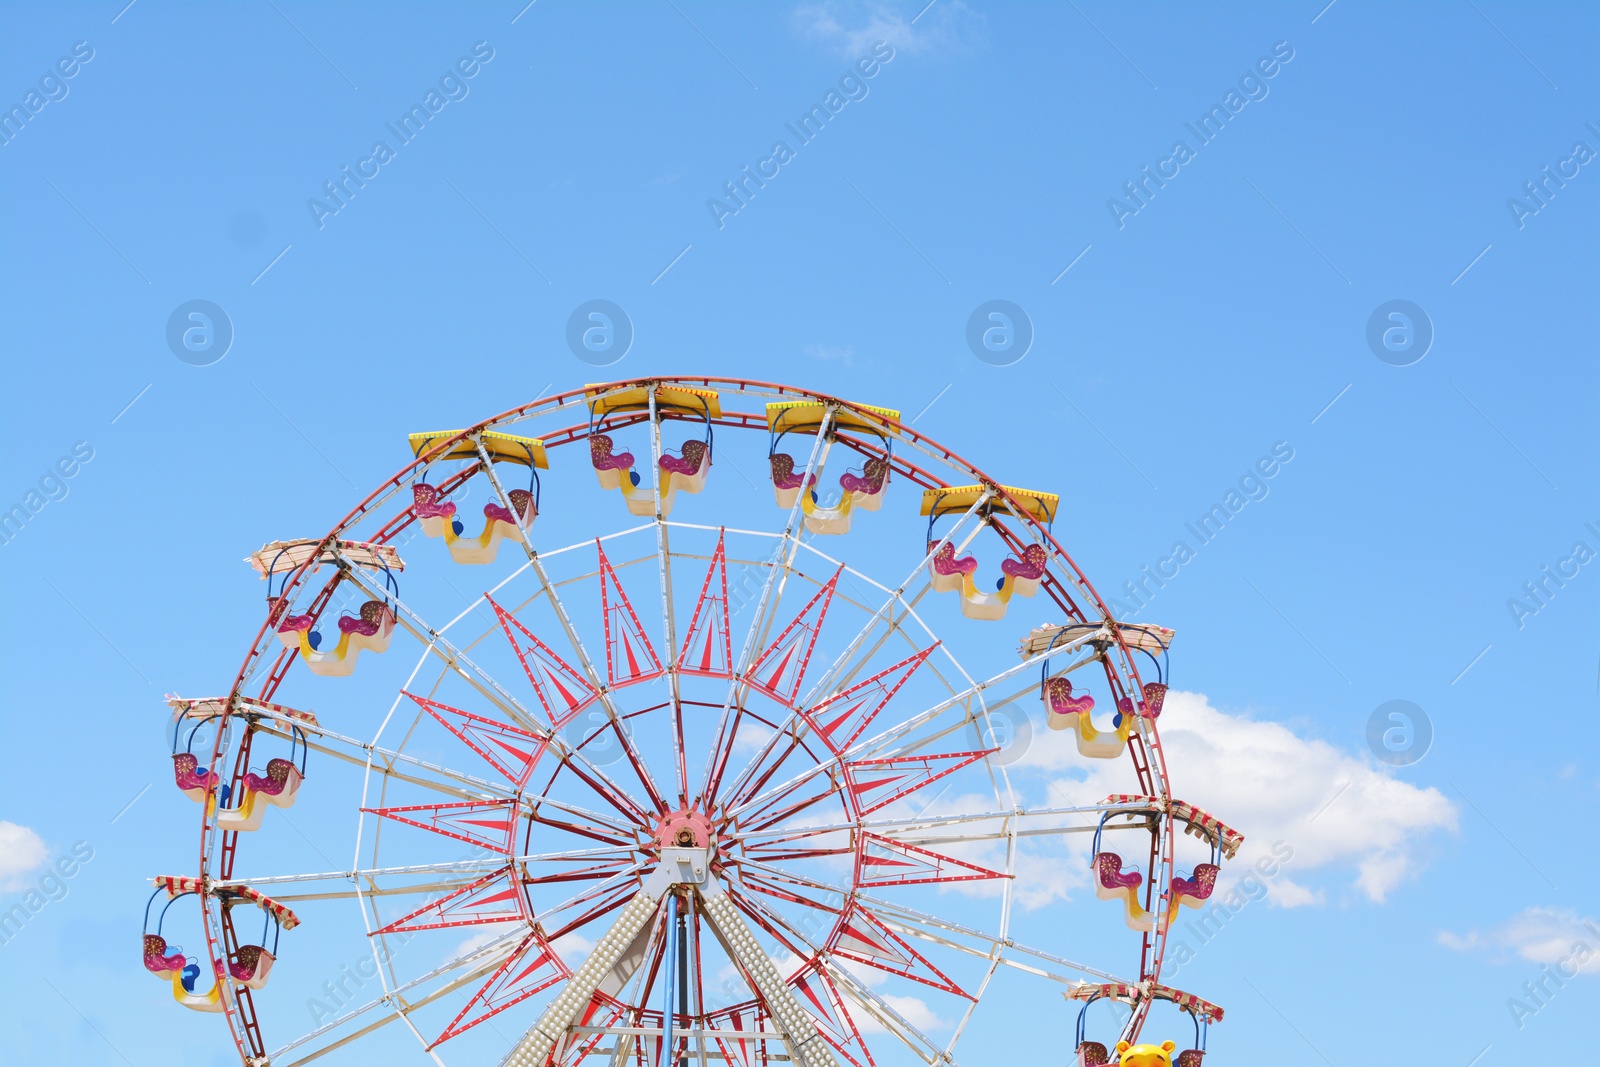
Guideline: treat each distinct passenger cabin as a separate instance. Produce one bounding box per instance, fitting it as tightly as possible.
[249,539,405,677]
[765,400,899,534]
[585,384,720,517]
[1067,982,1223,1067]
[143,876,299,1011]
[408,429,549,564]
[921,484,1057,619]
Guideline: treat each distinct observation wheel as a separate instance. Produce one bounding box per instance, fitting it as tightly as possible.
[145,378,1240,1067]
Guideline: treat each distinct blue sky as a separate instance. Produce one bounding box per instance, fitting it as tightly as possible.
[1,1,1596,1065]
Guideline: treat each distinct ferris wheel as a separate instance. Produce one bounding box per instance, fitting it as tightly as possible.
[144,378,1241,1067]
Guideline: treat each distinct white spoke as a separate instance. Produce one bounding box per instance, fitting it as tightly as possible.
[339,565,657,827]
[741,802,1127,850]
[224,846,637,889]
[822,959,947,1066]
[272,929,521,1062]
[859,893,1129,984]
[646,387,691,806]
[728,633,1108,823]
[697,407,837,805]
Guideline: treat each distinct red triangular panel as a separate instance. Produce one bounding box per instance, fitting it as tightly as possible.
[856,832,1006,888]
[746,567,843,706]
[410,692,548,788]
[597,542,663,686]
[430,929,570,1047]
[804,646,935,753]
[789,964,876,1067]
[364,800,519,854]
[372,865,525,935]
[489,596,599,729]
[829,905,969,998]
[559,998,627,1066]
[842,749,992,817]
[704,1005,761,1067]
[676,530,732,678]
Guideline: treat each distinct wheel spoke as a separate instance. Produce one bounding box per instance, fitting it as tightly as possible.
[762,488,995,746]
[645,387,692,806]
[269,929,521,1064]
[341,566,659,830]
[726,642,1092,826]
[698,409,838,806]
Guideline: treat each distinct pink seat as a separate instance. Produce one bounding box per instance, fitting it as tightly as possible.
[1044,677,1095,718]
[929,541,978,579]
[1172,863,1219,903]
[769,453,815,491]
[172,753,219,794]
[337,600,390,637]
[243,758,298,797]
[1094,852,1141,893]
[1076,1041,1110,1066]
[227,944,274,986]
[277,611,314,635]
[1000,543,1048,580]
[660,439,708,476]
[483,489,535,526]
[1119,681,1169,720]
[412,483,457,521]
[590,434,634,472]
[839,457,888,495]
[143,934,186,977]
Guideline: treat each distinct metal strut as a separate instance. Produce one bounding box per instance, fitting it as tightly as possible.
[501,849,839,1067]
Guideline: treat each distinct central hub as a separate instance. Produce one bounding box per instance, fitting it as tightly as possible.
[653,807,716,852]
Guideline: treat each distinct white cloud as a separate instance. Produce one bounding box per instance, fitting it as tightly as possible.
[872,991,944,1034]
[793,1,981,58]
[451,928,509,960]
[1440,907,1600,975]
[833,956,944,1035]
[804,343,854,367]
[552,931,594,965]
[868,787,1081,909]
[0,822,48,891]
[1018,690,1457,905]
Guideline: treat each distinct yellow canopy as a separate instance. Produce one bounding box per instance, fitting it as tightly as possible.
[585,384,722,419]
[766,400,900,435]
[920,484,1059,524]
[408,430,548,469]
